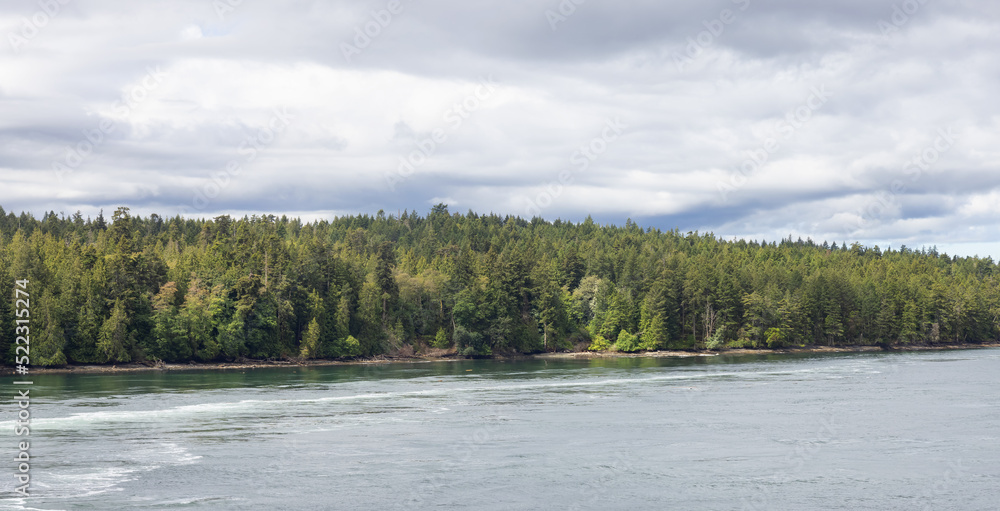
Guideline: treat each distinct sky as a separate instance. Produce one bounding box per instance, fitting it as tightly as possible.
[1,0,998,258]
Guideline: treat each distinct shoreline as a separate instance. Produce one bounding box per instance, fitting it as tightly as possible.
[535,342,1000,360]
[4,342,998,376]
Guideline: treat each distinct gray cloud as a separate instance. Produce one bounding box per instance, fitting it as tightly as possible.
[1,0,998,257]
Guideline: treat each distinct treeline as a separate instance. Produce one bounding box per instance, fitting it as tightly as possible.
[1,204,998,366]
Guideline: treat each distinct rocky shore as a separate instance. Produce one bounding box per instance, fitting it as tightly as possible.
[4,342,998,376]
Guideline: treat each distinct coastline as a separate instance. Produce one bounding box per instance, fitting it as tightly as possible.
[4,342,998,376]
[535,342,1000,360]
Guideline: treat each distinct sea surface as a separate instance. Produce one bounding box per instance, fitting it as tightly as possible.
[2,348,999,510]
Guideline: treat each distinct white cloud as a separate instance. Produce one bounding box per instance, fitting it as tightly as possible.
[0,0,998,257]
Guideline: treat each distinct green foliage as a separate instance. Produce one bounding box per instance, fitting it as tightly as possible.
[34,289,67,366]
[704,327,726,350]
[640,311,669,351]
[587,334,612,352]
[35,323,67,366]
[355,277,385,355]
[299,317,321,359]
[454,324,487,356]
[341,335,362,357]
[97,299,133,363]
[2,207,999,367]
[149,281,189,361]
[764,327,787,349]
[614,330,641,353]
[598,288,635,340]
[182,279,219,361]
[725,337,755,349]
[433,327,451,349]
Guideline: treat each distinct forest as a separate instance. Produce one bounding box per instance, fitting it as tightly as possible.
[1,204,998,366]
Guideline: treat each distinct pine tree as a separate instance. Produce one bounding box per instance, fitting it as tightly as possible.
[300,318,321,359]
[34,289,67,366]
[0,205,998,365]
[98,299,133,363]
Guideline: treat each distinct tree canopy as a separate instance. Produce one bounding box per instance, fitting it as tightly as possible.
[2,204,998,366]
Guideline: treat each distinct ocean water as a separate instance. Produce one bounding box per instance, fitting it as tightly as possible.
[2,349,998,510]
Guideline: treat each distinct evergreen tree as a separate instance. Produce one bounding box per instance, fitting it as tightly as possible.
[98,299,133,363]
[1,204,998,366]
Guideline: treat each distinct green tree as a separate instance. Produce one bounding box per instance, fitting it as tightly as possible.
[300,317,321,359]
[98,299,133,363]
[34,289,67,366]
[150,282,188,361]
[615,330,641,352]
[587,334,612,351]
[181,278,219,361]
[433,327,450,349]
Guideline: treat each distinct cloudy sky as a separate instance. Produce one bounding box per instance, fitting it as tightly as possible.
[2,0,998,257]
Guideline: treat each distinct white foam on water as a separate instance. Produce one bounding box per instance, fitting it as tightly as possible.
[132,441,203,466]
[131,495,240,507]
[34,465,138,499]
[0,499,67,511]
[14,367,839,431]
[16,440,203,505]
